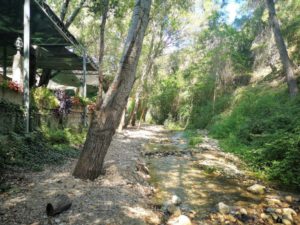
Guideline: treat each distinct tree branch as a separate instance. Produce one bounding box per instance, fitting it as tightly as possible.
[65,0,86,28]
[60,0,70,21]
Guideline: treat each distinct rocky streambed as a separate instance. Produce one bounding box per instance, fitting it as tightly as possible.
[143,130,300,225]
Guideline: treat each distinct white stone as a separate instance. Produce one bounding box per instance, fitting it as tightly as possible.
[216,202,230,214]
[171,195,182,205]
[167,215,192,225]
[239,208,247,215]
[267,198,282,206]
[282,218,292,225]
[282,208,297,221]
[285,196,293,203]
[247,184,266,195]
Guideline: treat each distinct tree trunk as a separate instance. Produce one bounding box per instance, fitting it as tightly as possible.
[266,0,298,96]
[129,31,156,126]
[96,0,109,109]
[73,0,152,180]
[117,109,126,132]
[38,69,51,87]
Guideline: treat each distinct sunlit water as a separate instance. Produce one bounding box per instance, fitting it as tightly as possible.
[145,132,263,221]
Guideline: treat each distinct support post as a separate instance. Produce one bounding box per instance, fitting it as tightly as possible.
[3,46,7,78]
[82,50,87,127]
[23,0,30,133]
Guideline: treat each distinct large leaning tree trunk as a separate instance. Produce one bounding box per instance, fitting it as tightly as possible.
[265,0,298,96]
[73,0,152,180]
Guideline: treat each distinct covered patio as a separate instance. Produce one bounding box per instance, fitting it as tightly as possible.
[0,0,98,132]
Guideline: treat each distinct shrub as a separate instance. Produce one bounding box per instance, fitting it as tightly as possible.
[210,86,300,189]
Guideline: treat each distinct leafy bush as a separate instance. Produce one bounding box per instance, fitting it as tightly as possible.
[42,126,87,146]
[150,76,179,124]
[32,87,59,111]
[184,130,203,147]
[210,86,300,189]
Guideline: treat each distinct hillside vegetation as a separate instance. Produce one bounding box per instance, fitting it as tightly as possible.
[145,0,300,190]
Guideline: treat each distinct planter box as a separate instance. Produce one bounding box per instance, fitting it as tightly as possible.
[0,87,23,105]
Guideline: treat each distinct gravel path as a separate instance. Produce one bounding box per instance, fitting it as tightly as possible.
[0,126,164,225]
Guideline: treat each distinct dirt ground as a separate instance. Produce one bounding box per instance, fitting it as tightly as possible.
[0,126,164,225]
[1,125,299,225]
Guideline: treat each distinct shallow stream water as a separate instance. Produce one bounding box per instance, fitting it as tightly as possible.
[145,131,265,221]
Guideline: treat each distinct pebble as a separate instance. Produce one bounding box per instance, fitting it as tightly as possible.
[247,184,266,195]
[171,195,182,206]
[267,198,282,206]
[275,208,282,214]
[167,204,177,214]
[167,215,192,225]
[217,202,230,214]
[282,208,297,222]
[260,213,269,220]
[239,208,247,215]
[270,212,279,220]
[282,218,292,225]
[285,196,293,203]
[265,207,275,214]
[54,218,61,223]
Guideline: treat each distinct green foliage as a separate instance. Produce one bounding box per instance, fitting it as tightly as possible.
[0,131,79,171]
[150,76,179,124]
[184,130,203,147]
[32,87,59,111]
[42,125,86,146]
[210,87,300,189]
[0,100,24,134]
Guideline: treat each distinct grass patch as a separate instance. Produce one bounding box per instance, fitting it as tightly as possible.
[184,130,203,147]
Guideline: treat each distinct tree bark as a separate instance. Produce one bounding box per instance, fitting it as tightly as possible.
[73,0,152,180]
[265,0,298,96]
[129,27,163,126]
[96,0,109,109]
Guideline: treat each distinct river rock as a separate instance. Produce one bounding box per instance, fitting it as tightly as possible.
[260,213,269,220]
[171,195,182,206]
[167,204,177,214]
[247,184,266,195]
[167,215,192,225]
[282,218,292,225]
[217,202,230,214]
[275,208,283,214]
[285,196,293,203]
[265,207,275,214]
[267,198,282,206]
[239,208,248,215]
[282,208,297,221]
